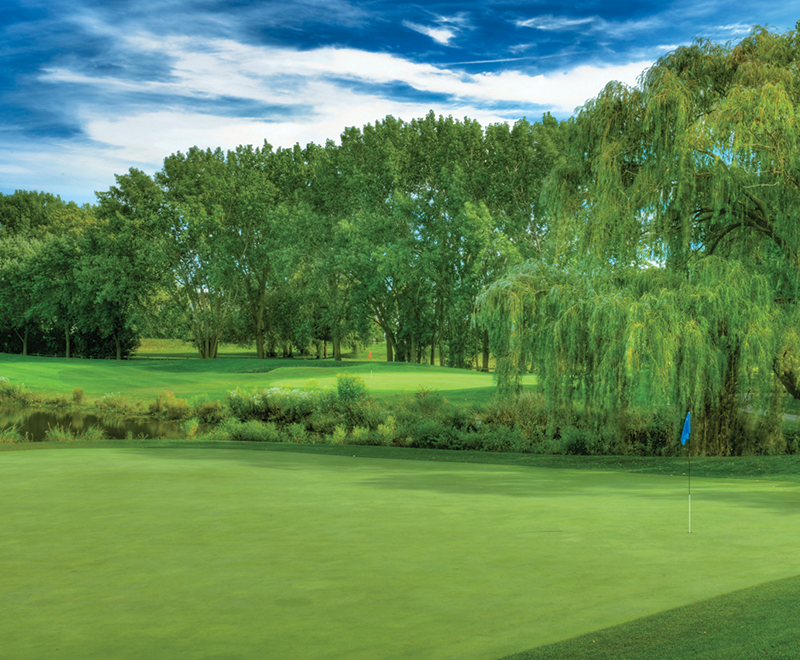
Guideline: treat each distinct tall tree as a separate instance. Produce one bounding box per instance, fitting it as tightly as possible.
[480,24,800,452]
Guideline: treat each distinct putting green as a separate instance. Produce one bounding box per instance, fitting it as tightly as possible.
[1,447,799,659]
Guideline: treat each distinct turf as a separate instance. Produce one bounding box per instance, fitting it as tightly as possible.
[500,573,800,659]
[2,444,799,659]
[0,352,507,406]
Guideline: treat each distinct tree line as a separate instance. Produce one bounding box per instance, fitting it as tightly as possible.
[0,113,562,364]
[3,24,800,453]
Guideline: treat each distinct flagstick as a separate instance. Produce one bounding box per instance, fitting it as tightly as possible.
[688,448,692,534]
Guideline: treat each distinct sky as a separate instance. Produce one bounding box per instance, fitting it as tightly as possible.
[1,1,798,205]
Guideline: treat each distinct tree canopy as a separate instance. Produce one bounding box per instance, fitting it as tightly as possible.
[478,24,800,454]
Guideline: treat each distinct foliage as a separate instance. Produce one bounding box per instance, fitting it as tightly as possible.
[0,423,26,443]
[149,391,193,420]
[43,424,107,442]
[93,393,140,415]
[476,24,800,454]
[335,372,367,403]
[0,377,40,406]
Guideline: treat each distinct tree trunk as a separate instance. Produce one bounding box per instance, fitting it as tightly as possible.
[333,334,342,361]
[481,329,490,373]
[386,336,394,362]
[14,327,28,356]
[115,335,122,361]
[65,326,71,359]
[255,315,265,359]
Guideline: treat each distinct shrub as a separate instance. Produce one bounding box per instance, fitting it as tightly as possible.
[0,377,40,406]
[480,425,528,452]
[336,373,367,404]
[194,400,228,424]
[149,391,193,420]
[209,419,284,443]
[350,425,371,444]
[330,424,347,445]
[182,418,200,439]
[376,416,396,446]
[72,388,84,405]
[288,422,308,443]
[94,393,139,415]
[228,387,319,424]
[307,411,341,435]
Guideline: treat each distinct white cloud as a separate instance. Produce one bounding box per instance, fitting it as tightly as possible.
[30,30,653,201]
[716,23,751,35]
[517,16,595,31]
[403,20,456,46]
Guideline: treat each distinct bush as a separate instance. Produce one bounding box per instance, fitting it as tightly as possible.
[228,387,319,424]
[0,377,40,406]
[207,419,284,443]
[72,388,84,405]
[330,424,347,445]
[149,391,193,420]
[194,400,228,424]
[94,393,139,415]
[350,425,372,445]
[336,373,367,404]
[288,422,308,443]
[480,426,528,452]
[182,418,200,439]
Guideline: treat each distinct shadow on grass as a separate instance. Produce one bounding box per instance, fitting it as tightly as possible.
[6,441,798,515]
[499,573,800,660]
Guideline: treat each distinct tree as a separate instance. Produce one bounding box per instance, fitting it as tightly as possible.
[0,235,41,355]
[479,24,800,453]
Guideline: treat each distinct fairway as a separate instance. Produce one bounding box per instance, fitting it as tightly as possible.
[2,447,799,659]
[0,353,514,406]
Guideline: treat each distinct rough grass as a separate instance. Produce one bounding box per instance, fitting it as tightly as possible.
[1,443,799,660]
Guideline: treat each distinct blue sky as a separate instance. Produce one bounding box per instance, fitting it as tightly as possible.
[1,1,797,204]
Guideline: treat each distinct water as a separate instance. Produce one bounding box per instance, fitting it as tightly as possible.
[0,407,193,442]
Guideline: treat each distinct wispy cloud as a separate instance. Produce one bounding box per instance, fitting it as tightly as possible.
[517,16,595,31]
[516,14,662,40]
[715,23,752,35]
[4,0,798,203]
[403,20,457,46]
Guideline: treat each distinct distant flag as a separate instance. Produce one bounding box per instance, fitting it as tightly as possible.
[680,412,691,445]
[368,351,372,359]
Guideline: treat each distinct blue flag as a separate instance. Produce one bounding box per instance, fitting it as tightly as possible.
[680,412,691,445]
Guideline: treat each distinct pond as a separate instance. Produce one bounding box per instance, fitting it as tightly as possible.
[0,407,196,442]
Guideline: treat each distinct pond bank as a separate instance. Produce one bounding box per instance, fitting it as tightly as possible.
[0,406,199,441]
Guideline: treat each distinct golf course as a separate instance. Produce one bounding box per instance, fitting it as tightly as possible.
[2,350,800,659]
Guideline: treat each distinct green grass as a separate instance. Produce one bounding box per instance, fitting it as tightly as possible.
[1,442,799,659]
[501,574,800,659]
[0,351,508,406]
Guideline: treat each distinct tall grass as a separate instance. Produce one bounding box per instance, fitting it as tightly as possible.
[43,424,108,442]
[0,423,26,443]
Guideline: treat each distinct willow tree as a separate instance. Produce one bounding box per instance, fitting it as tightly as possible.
[478,24,800,453]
